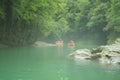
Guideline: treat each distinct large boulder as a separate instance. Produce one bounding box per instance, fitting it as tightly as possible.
[115,38,120,44]
[68,38,120,65]
[68,49,91,60]
[98,44,120,64]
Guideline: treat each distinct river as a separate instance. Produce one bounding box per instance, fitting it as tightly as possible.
[0,45,120,80]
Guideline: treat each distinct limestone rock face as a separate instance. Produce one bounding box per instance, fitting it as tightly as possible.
[68,38,120,65]
[69,49,91,60]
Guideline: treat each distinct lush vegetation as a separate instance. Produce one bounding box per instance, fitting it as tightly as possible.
[0,0,120,46]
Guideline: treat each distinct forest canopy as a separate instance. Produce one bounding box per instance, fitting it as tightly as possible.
[0,0,120,46]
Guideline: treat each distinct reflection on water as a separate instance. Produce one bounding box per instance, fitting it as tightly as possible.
[0,46,120,80]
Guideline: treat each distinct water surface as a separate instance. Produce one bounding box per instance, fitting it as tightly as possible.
[0,45,120,80]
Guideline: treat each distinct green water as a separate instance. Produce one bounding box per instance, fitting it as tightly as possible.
[0,46,120,80]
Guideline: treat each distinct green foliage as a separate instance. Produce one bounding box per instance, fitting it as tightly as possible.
[0,0,120,46]
[41,0,69,38]
[0,0,69,46]
[66,0,89,31]
[104,0,120,43]
[65,0,119,44]
[87,3,108,29]
[0,6,5,20]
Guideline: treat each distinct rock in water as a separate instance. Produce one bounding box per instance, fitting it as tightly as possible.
[68,38,120,65]
[68,49,91,60]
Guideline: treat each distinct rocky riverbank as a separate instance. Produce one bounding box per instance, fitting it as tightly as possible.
[68,38,120,65]
[32,41,56,47]
[0,44,8,48]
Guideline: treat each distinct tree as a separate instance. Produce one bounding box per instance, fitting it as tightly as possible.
[0,0,69,46]
[104,0,120,43]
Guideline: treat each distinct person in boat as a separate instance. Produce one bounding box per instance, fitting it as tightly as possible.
[56,40,61,48]
[68,40,75,49]
[56,40,64,55]
[56,40,64,47]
